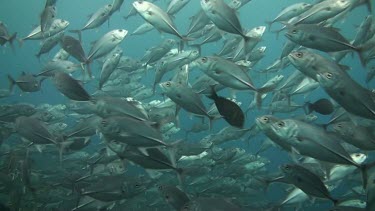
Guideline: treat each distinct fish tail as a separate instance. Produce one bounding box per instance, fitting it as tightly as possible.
[69,30,82,41]
[179,35,195,52]
[265,21,273,31]
[271,28,284,40]
[255,86,274,109]
[356,46,367,67]
[8,32,17,52]
[206,85,218,100]
[365,0,373,13]
[7,74,16,93]
[17,38,24,48]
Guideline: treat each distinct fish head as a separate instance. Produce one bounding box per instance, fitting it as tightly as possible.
[332,0,350,10]
[280,164,295,175]
[351,153,367,164]
[257,46,267,53]
[164,39,177,48]
[270,119,298,140]
[110,29,128,42]
[55,19,70,29]
[133,1,152,14]
[255,115,278,130]
[285,26,304,42]
[300,3,312,10]
[195,56,213,70]
[159,81,176,93]
[246,26,266,38]
[288,50,313,68]
[228,0,241,9]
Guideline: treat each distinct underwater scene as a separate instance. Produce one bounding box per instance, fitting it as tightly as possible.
[0,0,375,210]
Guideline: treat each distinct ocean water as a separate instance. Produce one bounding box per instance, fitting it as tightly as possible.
[0,0,374,210]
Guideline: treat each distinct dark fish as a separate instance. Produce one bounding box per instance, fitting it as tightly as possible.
[8,72,45,93]
[304,98,334,115]
[14,116,57,145]
[207,87,245,128]
[60,35,89,76]
[0,21,17,49]
[51,72,91,101]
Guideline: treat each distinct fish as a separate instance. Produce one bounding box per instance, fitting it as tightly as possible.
[196,56,257,91]
[160,81,213,125]
[99,52,122,89]
[158,184,190,210]
[35,31,63,59]
[20,19,69,42]
[266,2,312,29]
[92,96,149,121]
[109,0,124,15]
[133,1,189,42]
[40,5,56,34]
[0,21,17,49]
[8,72,45,93]
[201,0,256,57]
[130,22,154,36]
[304,98,335,115]
[285,24,365,65]
[14,116,57,145]
[60,35,87,65]
[281,164,338,204]
[331,121,375,150]
[69,4,112,40]
[167,0,191,16]
[207,87,245,128]
[186,9,210,35]
[87,29,128,63]
[51,72,91,101]
[317,71,375,120]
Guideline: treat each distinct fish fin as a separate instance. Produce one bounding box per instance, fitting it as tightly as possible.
[8,32,17,53]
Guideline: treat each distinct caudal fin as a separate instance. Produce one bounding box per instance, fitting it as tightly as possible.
[69,30,82,41]
[365,0,373,13]
[8,32,17,52]
[7,75,16,93]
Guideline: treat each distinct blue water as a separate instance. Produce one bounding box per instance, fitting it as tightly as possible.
[0,0,374,210]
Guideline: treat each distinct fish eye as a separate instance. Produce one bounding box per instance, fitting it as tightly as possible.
[165,82,171,87]
[292,29,297,34]
[201,57,207,63]
[355,154,360,157]
[325,72,333,79]
[277,121,285,127]
[262,117,269,122]
[119,29,123,32]
[285,165,290,170]
[296,52,303,58]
